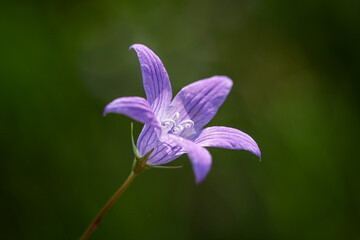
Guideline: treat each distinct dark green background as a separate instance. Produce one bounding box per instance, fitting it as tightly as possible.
[1,0,359,239]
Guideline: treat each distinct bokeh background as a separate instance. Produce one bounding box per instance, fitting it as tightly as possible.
[1,0,359,239]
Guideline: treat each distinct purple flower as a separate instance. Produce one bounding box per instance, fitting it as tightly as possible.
[104,44,261,183]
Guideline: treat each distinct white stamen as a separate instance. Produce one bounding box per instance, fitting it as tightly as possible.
[173,112,180,122]
[179,120,194,129]
[161,112,194,135]
[161,119,176,128]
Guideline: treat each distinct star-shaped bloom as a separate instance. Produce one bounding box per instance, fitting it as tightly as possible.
[104,44,261,183]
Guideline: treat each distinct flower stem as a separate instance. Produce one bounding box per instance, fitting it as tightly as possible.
[79,171,136,240]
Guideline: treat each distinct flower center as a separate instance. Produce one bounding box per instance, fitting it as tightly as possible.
[161,112,194,134]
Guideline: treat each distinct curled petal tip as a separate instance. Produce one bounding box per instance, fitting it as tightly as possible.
[212,75,233,88]
[250,144,261,162]
[129,43,143,51]
[195,177,205,184]
[103,106,110,116]
[254,144,262,160]
[194,164,211,184]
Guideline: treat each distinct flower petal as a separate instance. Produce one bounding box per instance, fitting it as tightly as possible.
[166,76,233,133]
[137,125,184,164]
[104,97,160,128]
[137,125,164,158]
[130,44,172,119]
[165,135,212,184]
[194,126,261,159]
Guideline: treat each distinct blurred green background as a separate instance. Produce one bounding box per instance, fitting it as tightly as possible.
[1,0,359,239]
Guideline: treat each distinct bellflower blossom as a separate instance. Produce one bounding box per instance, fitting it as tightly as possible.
[104,44,261,183]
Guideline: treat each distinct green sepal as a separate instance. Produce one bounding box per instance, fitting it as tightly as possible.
[147,164,183,169]
[132,148,154,174]
[130,122,140,158]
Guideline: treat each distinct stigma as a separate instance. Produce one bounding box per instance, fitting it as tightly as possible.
[161,112,194,134]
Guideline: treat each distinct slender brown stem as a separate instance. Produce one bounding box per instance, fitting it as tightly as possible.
[79,171,136,240]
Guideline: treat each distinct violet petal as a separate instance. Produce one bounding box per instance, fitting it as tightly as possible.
[165,134,212,183]
[167,76,233,132]
[104,97,160,128]
[130,44,172,119]
[194,126,261,159]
